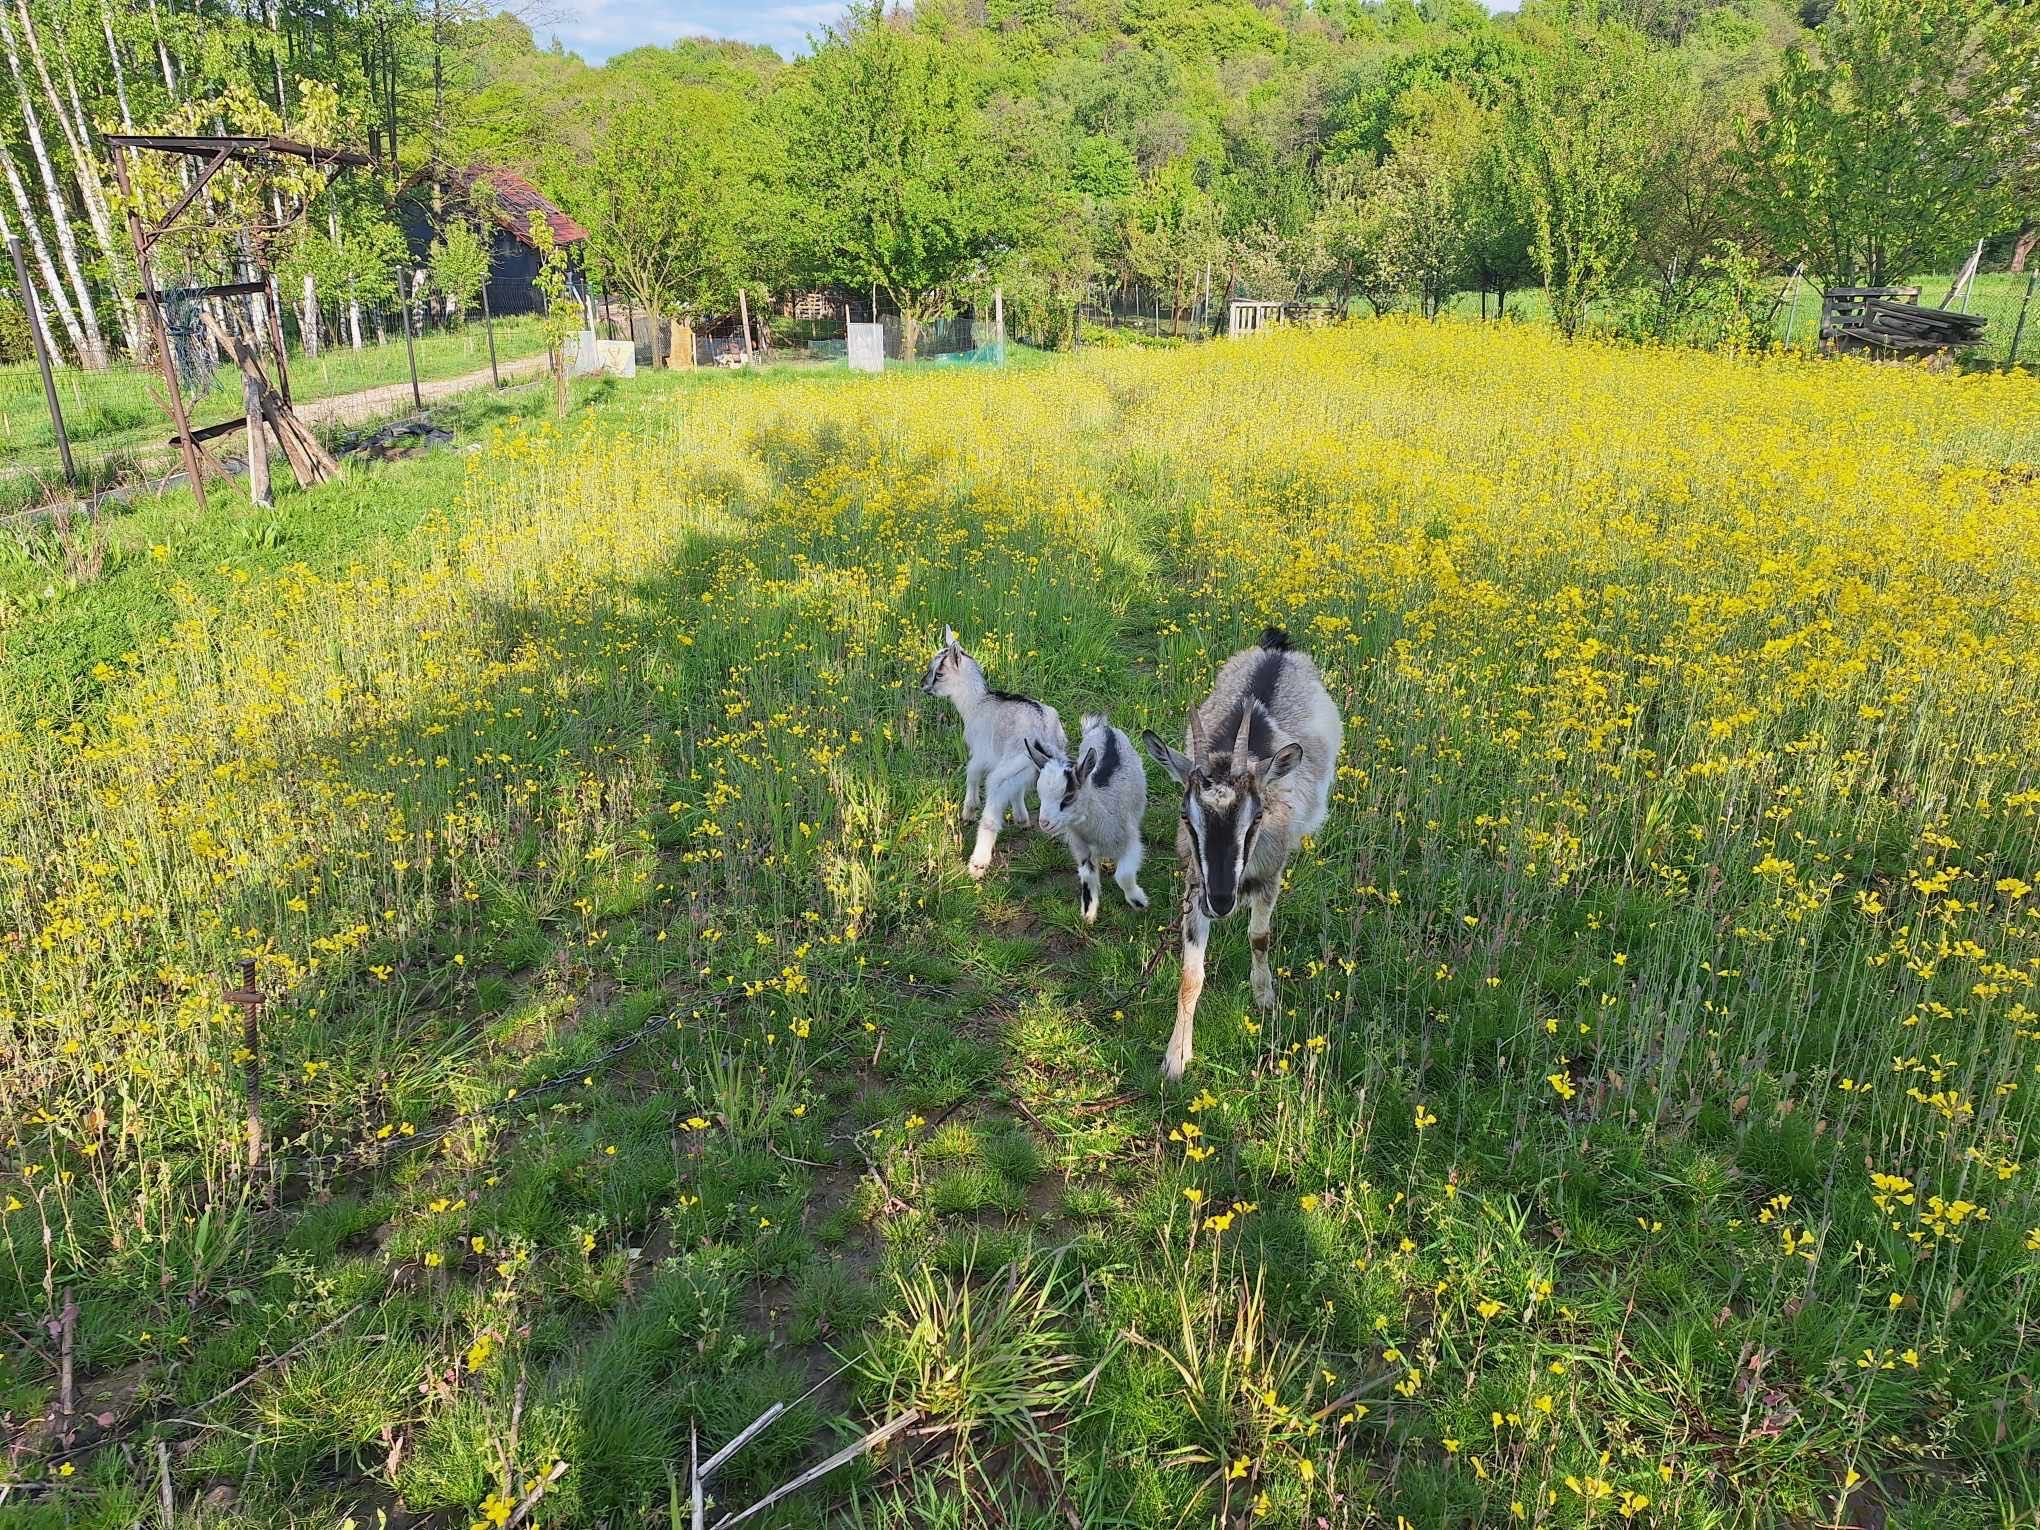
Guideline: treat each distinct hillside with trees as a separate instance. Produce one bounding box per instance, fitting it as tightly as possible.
[1,0,2036,366]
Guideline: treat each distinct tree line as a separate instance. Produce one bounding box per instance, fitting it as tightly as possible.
[1,0,2036,370]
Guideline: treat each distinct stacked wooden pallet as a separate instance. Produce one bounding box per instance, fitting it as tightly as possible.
[1819,287,1987,354]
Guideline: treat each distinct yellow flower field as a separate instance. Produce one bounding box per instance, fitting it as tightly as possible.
[1,323,2036,1523]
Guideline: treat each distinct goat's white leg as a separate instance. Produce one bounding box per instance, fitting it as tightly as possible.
[1114,834,1149,910]
[969,754,1035,879]
[1164,900,1210,1084]
[1247,880,1281,1012]
[961,755,988,821]
[1074,839,1103,924]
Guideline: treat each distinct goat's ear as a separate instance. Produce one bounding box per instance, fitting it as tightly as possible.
[941,624,960,650]
[1143,730,1193,785]
[1025,738,1054,768]
[1257,742,1304,784]
[1074,749,1098,787]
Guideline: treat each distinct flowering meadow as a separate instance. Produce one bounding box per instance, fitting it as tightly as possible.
[1,324,2037,1526]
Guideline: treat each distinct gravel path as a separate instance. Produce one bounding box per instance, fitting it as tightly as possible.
[294,351,550,428]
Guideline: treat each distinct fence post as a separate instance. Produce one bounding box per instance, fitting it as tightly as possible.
[401,294,423,410]
[2008,272,2036,369]
[480,275,501,388]
[737,286,755,365]
[224,960,264,1177]
[8,233,76,485]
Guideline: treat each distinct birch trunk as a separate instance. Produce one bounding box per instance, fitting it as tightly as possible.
[0,144,82,361]
[302,272,318,357]
[100,1,134,129]
[147,0,175,96]
[25,3,129,357]
[0,2,105,365]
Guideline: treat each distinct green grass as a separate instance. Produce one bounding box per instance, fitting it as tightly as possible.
[0,326,2036,1525]
[0,314,550,507]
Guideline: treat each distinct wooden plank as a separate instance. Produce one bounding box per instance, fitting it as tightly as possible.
[174,416,249,446]
[105,133,372,167]
[193,280,268,300]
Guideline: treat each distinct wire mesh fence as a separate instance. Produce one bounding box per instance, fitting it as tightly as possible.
[603,304,1003,370]
[0,301,550,517]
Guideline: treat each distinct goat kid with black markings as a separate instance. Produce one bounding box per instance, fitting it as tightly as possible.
[920,625,1065,879]
[1025,713,1149,923]
[1144,627,1342,1082]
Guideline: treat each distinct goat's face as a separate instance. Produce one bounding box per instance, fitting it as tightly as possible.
[1144,728,1301,919]
[1026,739,1094,834]
[920,625,971,699]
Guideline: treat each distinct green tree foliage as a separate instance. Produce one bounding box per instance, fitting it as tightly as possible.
[428,216,489,321]
[778,3,1026,360]
[1365,85,1490,317]
[1741,0,2038,286]
[1505,24,1673,338]
[528,208,574,416]
[1123,168,1224,325]
[581,84,771,364]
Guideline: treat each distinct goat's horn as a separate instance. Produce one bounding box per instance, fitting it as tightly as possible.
[1232,701,1256,764]
[1185,711,1206,769]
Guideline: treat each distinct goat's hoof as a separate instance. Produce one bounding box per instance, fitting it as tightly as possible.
[967,858,991,881]
[1082,905,1099,926]
[1160,1054,1187,1085]
[1253,980,1278,1012]
[1125,885,1150,910]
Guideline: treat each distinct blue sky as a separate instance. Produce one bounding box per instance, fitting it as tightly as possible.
[543,0,851,60]
[546,0,1518,63]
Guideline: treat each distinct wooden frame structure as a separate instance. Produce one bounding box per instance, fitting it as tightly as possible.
[106,133,372,513]
[1818,286,1986,357]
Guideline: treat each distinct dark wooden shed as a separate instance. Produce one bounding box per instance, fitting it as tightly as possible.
[398,165,586,316]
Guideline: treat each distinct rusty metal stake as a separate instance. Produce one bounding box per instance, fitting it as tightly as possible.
[224,960,264,1175]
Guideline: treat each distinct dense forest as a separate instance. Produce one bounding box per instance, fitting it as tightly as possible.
[1,0,2035,365]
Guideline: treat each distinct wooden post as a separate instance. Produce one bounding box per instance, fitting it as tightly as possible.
[737,287,755,365]
[401,291,422,409]
[262,273,293,408]
[240,239,271,507]
[110,142,206,512]
[225,960,264,1176]
[992,285,1004,359]
[7,233,74,484]
[480,272,501,388]
[242,362,270,506]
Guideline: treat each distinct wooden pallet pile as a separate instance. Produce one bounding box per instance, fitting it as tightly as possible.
[1819,286,1986,355]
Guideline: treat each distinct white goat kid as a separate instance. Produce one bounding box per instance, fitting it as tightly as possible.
[1143,627,1342,1083]
[1025,713,1149,923]
[921,625,1065,879]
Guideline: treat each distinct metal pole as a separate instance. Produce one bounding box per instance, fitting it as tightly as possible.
[401,293,422,410]
[110,142,206,512]
[7,233,74,484]
[480,272,500,387]
[2009,272,2037,368]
